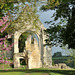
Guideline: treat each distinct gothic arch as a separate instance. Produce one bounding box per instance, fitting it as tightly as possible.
[13,29,43,69]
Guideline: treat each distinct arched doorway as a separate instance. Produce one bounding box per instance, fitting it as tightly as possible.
[13,29,42,69]
[18,31,40,68]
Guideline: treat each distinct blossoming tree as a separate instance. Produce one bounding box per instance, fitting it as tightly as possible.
[0,16,13,66]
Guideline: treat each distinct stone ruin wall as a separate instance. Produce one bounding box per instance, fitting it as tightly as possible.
[25,35,42,69]
[6,32,52,69]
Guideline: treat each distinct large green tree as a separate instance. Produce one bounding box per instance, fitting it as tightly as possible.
[41,0,75,49]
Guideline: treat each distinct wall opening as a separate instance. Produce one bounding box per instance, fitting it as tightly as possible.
[18,31,39,52]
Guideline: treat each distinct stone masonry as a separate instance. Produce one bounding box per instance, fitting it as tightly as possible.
[11,5,52,69]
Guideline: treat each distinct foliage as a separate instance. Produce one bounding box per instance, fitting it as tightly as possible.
[40,0,60,10]
[0,0,25,38]
[52,55,75,68]
[19,32,29,52]
[0,16,13,66]
[9,4,40,33]
[52,60,55,66]
[41,0,75,49]
[53,52,62,57]
[0,0,38,18]
[62,46,75,68]
[0,0,30,18]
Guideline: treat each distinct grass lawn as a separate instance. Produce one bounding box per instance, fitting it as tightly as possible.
[0,61,75,75]
[0,68,75,75]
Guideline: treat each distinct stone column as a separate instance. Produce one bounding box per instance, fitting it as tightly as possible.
[28,38,42,69]
[13,34,19,53]
[39,29,44,66]
[43,30,52,67]
[34,38,42,67]
[25,35,32,69]
[42,30,47,66]
[44,46,52,67]
[14,53,20,68]
[13,32,20,68]
[25,35,32,51]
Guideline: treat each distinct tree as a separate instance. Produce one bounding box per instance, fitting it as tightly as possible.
[62,46,75,68]
[0,0,33,18]
[53,52,62,57]
[41,0,75,49]
[0,16,13,68]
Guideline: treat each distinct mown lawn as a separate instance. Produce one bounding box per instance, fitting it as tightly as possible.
[0,68,75,75]
[0,62,75,75]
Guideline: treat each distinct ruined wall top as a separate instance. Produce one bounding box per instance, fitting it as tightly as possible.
[12,4,45,36]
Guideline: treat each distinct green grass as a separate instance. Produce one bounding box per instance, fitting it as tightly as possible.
[0,60,75,75]
[0,68,75,75]
[0,72,24,75]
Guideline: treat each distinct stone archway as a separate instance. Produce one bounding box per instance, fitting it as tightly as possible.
[13,30,42,69]
[11,5,52,69]
[13,28,52,69]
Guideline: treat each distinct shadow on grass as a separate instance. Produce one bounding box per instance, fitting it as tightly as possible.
[0,69,75,75]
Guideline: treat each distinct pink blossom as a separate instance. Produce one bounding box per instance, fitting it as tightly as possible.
[0,41,4,45]
[2,16,8,21]
[0,42,2,45]
[0,16,10,33]
[2,16,8,24]
[5,47,9,51]
[0,22,10,33]
[5,35,8,38]
[5,60,8,64]
[4,42,7,48]
[0,20,3,26]
[0,38,5,41]
[0,15,14,65]
[0,59,5,63]
[4,44,7,48]
[0,29,4,33]
[4,22,10,30]
[0,16,8,26]
[8,57,10,59]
